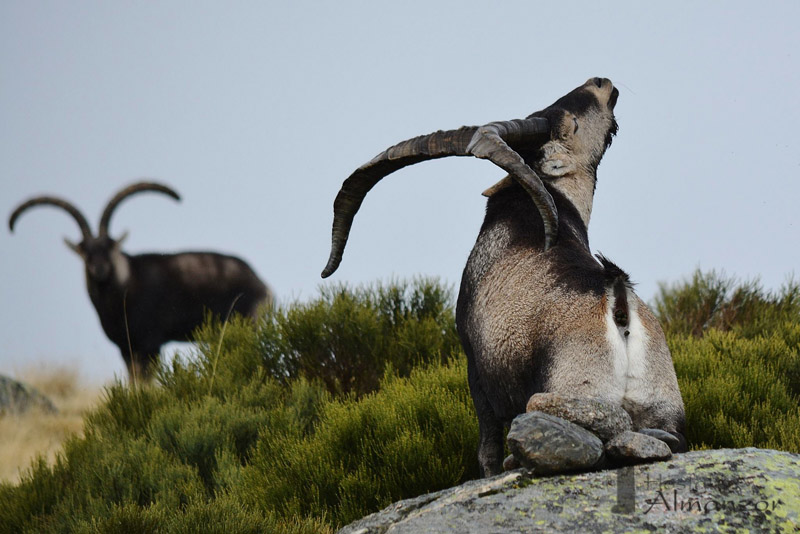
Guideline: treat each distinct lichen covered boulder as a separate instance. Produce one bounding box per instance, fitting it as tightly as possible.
[339,448,800,533]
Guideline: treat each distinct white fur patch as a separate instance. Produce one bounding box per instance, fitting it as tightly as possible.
[112,248,131,286]
[605,292,649,405]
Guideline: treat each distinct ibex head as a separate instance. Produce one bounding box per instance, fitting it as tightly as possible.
[536,76,619,179]
[9,182,180,284]
[321,77,619,278]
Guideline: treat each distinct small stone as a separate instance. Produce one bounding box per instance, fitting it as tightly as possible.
[503,454,521,471]
[637,428,684,453]
[507,411,604,475]
[605,431,672,465]
[526,392,632,442]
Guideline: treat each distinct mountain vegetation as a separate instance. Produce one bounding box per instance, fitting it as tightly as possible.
[1,273,797,533]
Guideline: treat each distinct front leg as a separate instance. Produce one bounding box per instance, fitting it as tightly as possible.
[125,344,161,383]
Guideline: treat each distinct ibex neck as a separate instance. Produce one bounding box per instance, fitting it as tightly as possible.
[464,183,593,291]
[546,172,596,229]
[112,249,131,286]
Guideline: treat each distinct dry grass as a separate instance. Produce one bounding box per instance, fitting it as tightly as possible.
[0,366,103,484]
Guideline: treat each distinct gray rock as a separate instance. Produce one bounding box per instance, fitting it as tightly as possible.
[637,428,683,453]
[605,431,672,465]
[506,411,604,475]
[502,454,520,472]
[339,448,800,533]
[525,392,632,442]
[0,374,58,416]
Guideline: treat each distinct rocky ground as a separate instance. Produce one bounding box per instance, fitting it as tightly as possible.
[339,448,800,533]
[0,374,57,415]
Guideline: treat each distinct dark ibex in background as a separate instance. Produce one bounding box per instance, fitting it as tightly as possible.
[9,182,271,381]
[322,78,686,477]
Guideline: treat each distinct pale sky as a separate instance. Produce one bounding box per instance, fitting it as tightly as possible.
[2,1,798,383]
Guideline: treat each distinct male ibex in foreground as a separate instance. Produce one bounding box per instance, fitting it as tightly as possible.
[10,182,271,381]
[322,78,686,476]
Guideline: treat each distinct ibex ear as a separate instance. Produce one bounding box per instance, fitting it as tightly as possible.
[116,231,129,247]
[482,176,515,197]
[540,153,577,177]
[64,238,84,257]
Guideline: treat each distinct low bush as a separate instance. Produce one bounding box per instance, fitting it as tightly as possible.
[237,358,478,527]
[657,271,800,451]
[654,269,800,338]
[0,359,475,533]
[671,327,800,450]
[1,273,797,533]
[0,279,475,534]
[191,277,461,396]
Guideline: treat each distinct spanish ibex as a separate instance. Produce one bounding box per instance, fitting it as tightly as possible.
[322,78,686,476]
[9,181,271,381]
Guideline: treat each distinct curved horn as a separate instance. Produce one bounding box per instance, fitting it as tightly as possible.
[466,120,558,248]
[98,182,181,237]
[9,196,93,241]
[321,117,553,278]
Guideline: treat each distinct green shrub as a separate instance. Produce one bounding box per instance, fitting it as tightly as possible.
[182,277,461,398]
[0,279,474,534]
[655,269,800,338]
[238,357,478,527]
[257,278,462,395]
[0,431,206,534]
[658,271,800,452]
[2,274,797,533]
[0,358,475,533]
[670,324,800,451]
[66,498,330,534]
[147,397,270,493]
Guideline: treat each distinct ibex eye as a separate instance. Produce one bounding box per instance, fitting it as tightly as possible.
[573,117,579,133]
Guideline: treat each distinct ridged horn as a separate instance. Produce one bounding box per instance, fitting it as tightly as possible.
[321,117,553,278]
[98,182,181,237]
[9,196,93,241]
